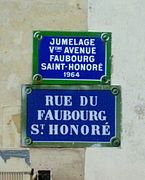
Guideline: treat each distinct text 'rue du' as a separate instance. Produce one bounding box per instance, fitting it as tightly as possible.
[45,95,98,106]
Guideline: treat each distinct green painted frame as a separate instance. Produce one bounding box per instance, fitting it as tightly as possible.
[21,84,121,148]
[33,31,112,85]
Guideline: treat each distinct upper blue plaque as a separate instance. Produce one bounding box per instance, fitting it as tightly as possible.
[33,31,111,85]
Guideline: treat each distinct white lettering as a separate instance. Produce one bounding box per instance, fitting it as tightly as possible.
[48,124,58,135]
[102,123,110,135]
[81,125,89,135]
[37,109,107,121]
[70,125,79,135]
[80,96,88,106]
[98,111,106,121]
[49,46,55,53]
[91,125,100,135]
[60,125,69,135]
[31,124,39,135]
[50,38,55,45]
[45,110,54,120]
[45,96,53,106]
[38,110,45,120]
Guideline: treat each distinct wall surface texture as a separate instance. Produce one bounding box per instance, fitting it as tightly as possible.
[85,0,145,180]
[1,0,145,180]
[0,0,87,179]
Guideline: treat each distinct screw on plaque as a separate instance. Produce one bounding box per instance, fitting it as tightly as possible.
[101,76,110,85]
[36,33,42,40]
[111,87,120,96]
[101,33,110,42]
[111,138,120,147]
[25,87,32,94]
[33,74,42,83]
[25,137,32,145]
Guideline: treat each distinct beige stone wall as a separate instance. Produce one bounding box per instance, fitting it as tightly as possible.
[85,1,145,180]
[0,0,87,179]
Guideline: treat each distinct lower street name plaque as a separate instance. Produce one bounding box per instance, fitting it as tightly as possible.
[21,85,121,147]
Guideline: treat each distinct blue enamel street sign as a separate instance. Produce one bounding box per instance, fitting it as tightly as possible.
[21,85,121,147]
[33,31,111,85]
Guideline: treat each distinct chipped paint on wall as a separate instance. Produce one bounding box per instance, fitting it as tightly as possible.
[0,150,30,166]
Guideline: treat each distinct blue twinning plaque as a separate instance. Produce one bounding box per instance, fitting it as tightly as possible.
[33,31,111,85]
[21,85,121,147]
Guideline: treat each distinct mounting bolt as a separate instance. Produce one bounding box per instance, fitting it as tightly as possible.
[25,137,32,145]
[33,31,42,40]
[25,87,32,94]
[111,87,120,96]
[111,138,120,147]
[101,76,109,84]
[33,74,42,82]
[101,33,110,42]
[36,33,42,40]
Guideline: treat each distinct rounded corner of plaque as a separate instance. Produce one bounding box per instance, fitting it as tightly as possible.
[111,137,120,147]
